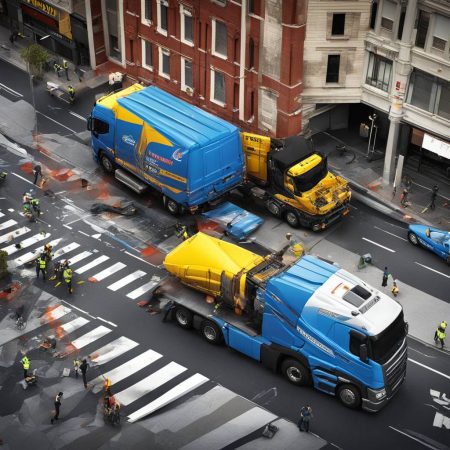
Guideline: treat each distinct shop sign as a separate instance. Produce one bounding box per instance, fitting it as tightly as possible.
[24,0,58,18]
[423,133,450,160]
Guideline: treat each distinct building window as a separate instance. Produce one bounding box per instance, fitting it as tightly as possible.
[332,13,345,36]
[370,1,378,29]
[397,7,405,40]
[105,0,121,60]
[181,57,193,92]
[326,55,340,83]
[380,0,396,31]
[212,19,227,59]
[142,0,152,25]
[157,0,168,36]
[415,10,430,49]
[248,38,255,69]
[142,39,153,70]
[432,15,450,51]
[158,47,170,78]
[366,53,392,92]
[180,5,193,45]
[248,0,261,16]
[210,69,225,105]
[438,83,450,120]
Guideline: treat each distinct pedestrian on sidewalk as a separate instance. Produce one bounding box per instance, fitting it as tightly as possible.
[391,280,399,297]
[51,392,63,424]
[33,164,42,185]
[382,267,390,287]
[53,62,62,78]
[80,358,89,388]
[430,185,439,210]
[20,354,30,379]
[67,85,75,104]
[63,60,70,81]
[298,405,313,432]
[434,321,447,349]
[73,358,81,378]
[400,189,409,208]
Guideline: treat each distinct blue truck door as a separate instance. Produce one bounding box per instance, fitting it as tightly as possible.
[225,325,262,361]
[91,107,116,157]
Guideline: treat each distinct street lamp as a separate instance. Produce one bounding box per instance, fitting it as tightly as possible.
[366,113,378,159]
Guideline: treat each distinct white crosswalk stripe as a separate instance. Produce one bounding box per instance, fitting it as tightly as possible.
[88,336,138,365]
[0,212,4,218]
[108,270,147,291]
[65,250,92,266]
[126,279,159,300]
[2,232,51,255]
[75,255,110,274]
[0,226,30,244]
[89,262,126,281]
[0,219,17,231]
[48,317,90,339]
[115,361,187,406]
[70,325,112,350]
[12,238,62,267]
[53,242,80,260]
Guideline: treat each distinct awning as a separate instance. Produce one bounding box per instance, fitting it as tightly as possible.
[422,134,450,159]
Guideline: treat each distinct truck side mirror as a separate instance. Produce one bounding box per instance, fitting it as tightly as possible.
[87,116,93,131]
[359,344,368,363]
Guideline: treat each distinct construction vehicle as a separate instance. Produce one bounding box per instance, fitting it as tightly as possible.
[88,84,350,230]
[162,233,408,411]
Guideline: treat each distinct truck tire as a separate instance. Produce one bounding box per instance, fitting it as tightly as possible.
[200,320,223,345]
[266,200,282,217]
[100,153,115,174]
[407,232,418,246]
[285,210,299,228]
[174,306,194,329]
[164,196,181,215]
[337,383,361,409]
[281,359,311,386]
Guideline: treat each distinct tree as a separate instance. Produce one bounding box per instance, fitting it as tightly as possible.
[20,43,49,76]
[0,250,8,279]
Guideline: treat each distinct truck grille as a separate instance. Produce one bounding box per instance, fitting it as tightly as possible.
[383,339,407,396]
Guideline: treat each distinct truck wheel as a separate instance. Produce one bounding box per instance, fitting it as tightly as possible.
[266,200,281,217]
[100,154,115,174]
[285,210,299,228]
[281,359,311,386]
[174,306,193,329]
[200,320,223,345]
[337,384,361,409]
[408,232,418,246]
[164,196,181,215]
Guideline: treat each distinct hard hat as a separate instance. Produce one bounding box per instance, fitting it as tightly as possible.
[286,233,292,239]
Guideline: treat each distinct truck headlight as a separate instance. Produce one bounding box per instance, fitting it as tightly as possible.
[375,389,386,400]
[368,387,386,402]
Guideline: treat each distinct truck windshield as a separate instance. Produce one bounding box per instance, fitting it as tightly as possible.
[293,156,328,192]
[369,311,406,364]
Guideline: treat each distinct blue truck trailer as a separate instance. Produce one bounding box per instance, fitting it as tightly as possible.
[162,233,408,411]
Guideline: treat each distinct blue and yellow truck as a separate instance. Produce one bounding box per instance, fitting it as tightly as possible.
[88,84,351,230]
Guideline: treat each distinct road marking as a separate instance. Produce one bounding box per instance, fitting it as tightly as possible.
[0,82,23,97]
[88,336,138,365]
[408,358,450,380]
[64,250,92,266]
[2,232,51,255]
[125,250,156,267]
[0,226,30,244]
[414,262,450,279]
[63,224,72,230]
[108,270,147,291]
[362,237,395,253]
[75,255,109,274]
[127,373,209,423]
[60,300,96,319]
[71,325,112,350]
[53,242,80,260]
[78,230,90,237]
[65,214,92,226]
[388,426,439,450]
[115,361,187,406]
[126,279,160,300]
[91,349,162,393]
[374,226,407,242]
[69,111,86,121]
[36,111,77,134]
[11,237,61,266]
[96,316,117,327]
[89,262,126,281]
[11,172,34,186]
[59,317,90,334]
[0,213,4,218]
[0,219,17,231]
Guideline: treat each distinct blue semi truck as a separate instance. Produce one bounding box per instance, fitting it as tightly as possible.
[162,233,408,411]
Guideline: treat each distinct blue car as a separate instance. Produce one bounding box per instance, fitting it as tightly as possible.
[408,224,450,263]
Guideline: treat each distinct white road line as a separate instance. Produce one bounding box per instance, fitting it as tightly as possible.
[414,262,450,279]
[63,224,73,230]
[126,279,160,300]
[115,361,187,406]
[0,226,30,244]
[91,349,162,393]
[75,255,109,274]
[71,325,112,350]
[89,262,126,281]
[127,373,209,423]
[36,111,76,133]
[362,237,395,253]
[65,214,92,226]
[124,250,156,267]
[374,226,407,242]
[96,316,117,327]
[11,172,34,186]
[0,219,17,231]
[0,212,4,218]
[77,230,90,237]
[388,426,438,450]
[408,358,450,380]
[2,232,51,255]
[53,242,80,260]
[60,300,96,319]
[88,336,139,365]
[65,250,92,266]
[12,237,62,267]
[0,82,23,97]
[108,270,147,291]
[59,317,90,334]
[42,305,72,323]
[69,111,86,121]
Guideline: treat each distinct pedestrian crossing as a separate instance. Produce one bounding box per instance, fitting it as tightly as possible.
[0,208,164,302]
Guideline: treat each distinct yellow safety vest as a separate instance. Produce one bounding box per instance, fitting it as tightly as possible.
[63,268,73,282]
[39,258,46,269]
[21,356,30,369]
[437,329,446,340]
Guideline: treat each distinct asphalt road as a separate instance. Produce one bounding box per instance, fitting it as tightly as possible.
[1,144,449,450]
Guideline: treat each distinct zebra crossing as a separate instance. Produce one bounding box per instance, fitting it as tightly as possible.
[0,208,163,302]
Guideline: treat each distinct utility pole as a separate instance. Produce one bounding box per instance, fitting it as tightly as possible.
[27,61,38,139]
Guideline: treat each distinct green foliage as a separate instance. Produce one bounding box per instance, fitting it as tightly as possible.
[20,43,49,74]
[0,250,8,278]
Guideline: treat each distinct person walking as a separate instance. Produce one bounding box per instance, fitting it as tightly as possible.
[434,321,447,349]
[391,280,399,297]
[63,265,73,294]
[63,60,70,81]
[67,85,75,103]
[33,164,42,185]
[400,189,409,207]
[21,354,30,379]
[54,62,62,77]
[80,359,89,388]
[73,358,81,378]
[298,405,313,432]
[382,267,390,287]
[51,392,63,424]
[36,255,47,281]
[430,185,439,210]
